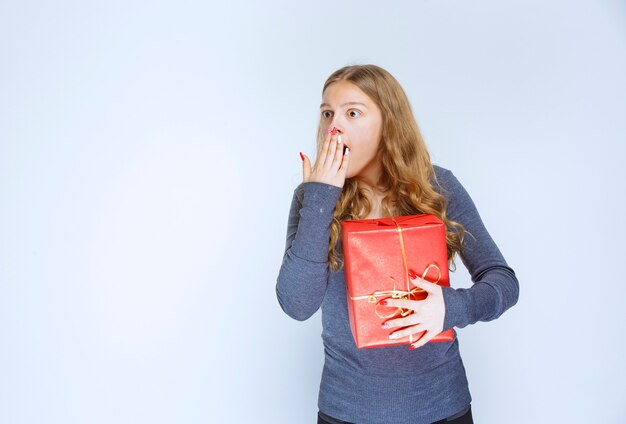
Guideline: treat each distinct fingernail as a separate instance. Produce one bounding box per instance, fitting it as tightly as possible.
[331,127,338,135]
[408,269,417,280]
[408,344,416,350]
[379,300,387,306]
[344,147,349,155]
[299,152,304,161]
[337,135,342,144]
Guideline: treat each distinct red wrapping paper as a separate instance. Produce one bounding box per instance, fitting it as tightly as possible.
[341,214,455,349]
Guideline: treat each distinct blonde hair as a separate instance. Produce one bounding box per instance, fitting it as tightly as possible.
[316,64,466,272]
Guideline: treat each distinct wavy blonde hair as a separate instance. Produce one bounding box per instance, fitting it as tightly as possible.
[316,64,467,273]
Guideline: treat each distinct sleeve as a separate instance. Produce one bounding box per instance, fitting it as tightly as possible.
[275,181,343,321]
[439,169,520,330]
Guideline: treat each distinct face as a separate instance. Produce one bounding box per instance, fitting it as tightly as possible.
[320,80,383,181]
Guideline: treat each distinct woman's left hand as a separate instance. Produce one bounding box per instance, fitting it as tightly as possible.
[380,273,446,350]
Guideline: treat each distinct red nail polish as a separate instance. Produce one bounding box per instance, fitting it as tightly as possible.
[379,300,387,306]
[408,269,417,280]
[408,344,416,350]
[299,152,304,161]
[331,127,338,135]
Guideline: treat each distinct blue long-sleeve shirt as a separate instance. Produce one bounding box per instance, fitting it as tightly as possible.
[276,164,519,424]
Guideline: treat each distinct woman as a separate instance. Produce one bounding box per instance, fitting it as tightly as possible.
[276,64,519,424]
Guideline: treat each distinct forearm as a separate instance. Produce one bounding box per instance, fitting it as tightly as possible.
[443,264,519,329]
[276,251,330,321]
[437,168,520,330]
[276,182,342,321]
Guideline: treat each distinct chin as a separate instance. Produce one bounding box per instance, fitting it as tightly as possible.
[345,164,363,180]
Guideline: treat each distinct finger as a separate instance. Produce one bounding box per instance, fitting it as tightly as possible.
[325,131,338,168]
[382,312,421,329]
[388,323,427,341]
[331,134,344,169]
[339,145,350,174]
[409,275,440,293]
[409,330,435,350]
[301,153,311,181]
[317,130,332,168]
[379,298,421,310]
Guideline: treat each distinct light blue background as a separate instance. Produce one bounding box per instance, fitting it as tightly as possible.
[1,0,625,422]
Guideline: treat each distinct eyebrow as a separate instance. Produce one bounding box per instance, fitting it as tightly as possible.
[319,101,368,109]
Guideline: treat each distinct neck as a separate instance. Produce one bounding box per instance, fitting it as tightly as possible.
[355,159,389,220]
[355,156,383,194]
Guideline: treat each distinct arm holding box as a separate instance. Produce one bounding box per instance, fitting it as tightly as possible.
[437,169,520,330]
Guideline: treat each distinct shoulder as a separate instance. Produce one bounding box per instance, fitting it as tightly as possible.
[432,163,452,181]
[431,163,457,197]
[431,164,477,220]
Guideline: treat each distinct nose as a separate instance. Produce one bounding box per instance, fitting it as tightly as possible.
[329,126,343,135]
[329,121,344,134]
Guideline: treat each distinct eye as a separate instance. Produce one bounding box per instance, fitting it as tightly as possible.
[321,111,333,119]
[348,109,362,118]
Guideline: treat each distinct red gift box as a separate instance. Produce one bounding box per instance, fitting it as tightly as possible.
[341,214,455,349]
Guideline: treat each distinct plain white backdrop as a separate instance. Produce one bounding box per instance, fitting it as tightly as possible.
[1,0,625,423]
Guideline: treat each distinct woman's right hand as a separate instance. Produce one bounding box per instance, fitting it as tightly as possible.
[301,127,350,188]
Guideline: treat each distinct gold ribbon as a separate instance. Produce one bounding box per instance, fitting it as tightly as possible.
[348,217,441,341]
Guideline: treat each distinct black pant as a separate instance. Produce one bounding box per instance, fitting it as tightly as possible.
[317,405,473,424]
